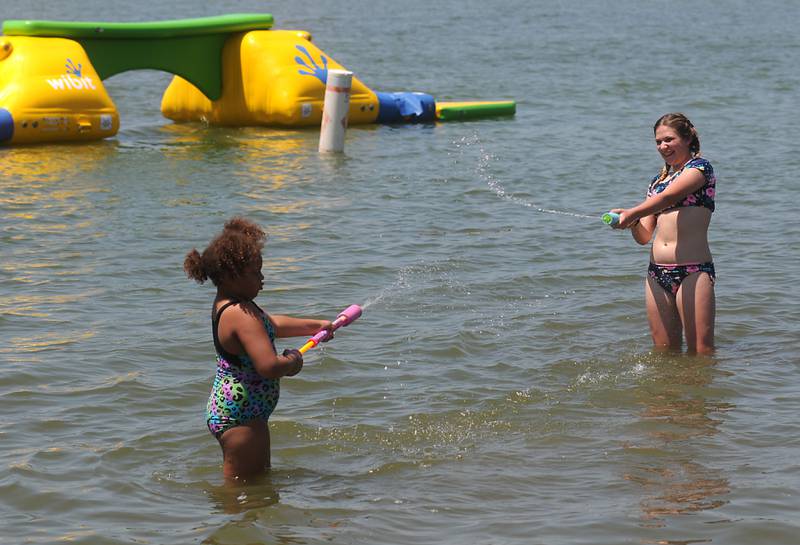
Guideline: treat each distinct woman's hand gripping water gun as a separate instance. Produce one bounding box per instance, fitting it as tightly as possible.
[297,304,363,354]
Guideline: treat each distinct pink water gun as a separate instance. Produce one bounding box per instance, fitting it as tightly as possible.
[297,304,363,354]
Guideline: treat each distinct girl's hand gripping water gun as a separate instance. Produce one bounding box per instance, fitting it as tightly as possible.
[601,212,620,227]
[297,304,363,354]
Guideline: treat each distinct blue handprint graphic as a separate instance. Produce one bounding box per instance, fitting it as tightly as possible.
[65,58,82,78]
[295,45,328,84]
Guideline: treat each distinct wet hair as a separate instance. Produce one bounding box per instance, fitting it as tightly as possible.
[653,112,701,183]
[184,217,266,286]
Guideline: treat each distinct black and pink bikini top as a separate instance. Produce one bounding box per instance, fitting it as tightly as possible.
[647,157,716,213]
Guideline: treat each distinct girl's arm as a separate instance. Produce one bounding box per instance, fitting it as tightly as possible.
[270,315,333,339]
[630,213,657,245]
[228,305,303,379]
[617,168,706,228]
[610,206,656,245]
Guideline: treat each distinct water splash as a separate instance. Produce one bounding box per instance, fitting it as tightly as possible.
[454,133,596,220]
[360,292,385,311]
[361,260,458,311]
[360,264,420,311]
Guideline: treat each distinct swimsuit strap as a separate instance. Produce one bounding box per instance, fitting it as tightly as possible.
[212,300,276,365]
[250,301,277,342]
[212,300,244,365]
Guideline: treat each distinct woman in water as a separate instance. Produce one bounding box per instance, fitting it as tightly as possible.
[612,113,717,354]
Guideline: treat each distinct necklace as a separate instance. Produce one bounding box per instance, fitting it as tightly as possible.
[667,157,694,178]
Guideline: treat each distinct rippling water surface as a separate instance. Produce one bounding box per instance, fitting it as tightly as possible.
[1,1,799,544]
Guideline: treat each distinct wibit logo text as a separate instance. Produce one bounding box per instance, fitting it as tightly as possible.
[46,58,97,91]
[46,75,97,91]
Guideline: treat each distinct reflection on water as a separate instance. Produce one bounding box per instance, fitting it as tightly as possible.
[0,146,117,360]
[0,143,117,235]
[0,141,119,185]
[623,355,734,531]
[158,123,325,217]
[205,472,281,515]
[202,469,352,545]
[203,473,295,545]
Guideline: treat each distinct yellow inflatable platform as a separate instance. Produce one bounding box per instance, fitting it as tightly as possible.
[0,36,118,144]
[0,14,515,145]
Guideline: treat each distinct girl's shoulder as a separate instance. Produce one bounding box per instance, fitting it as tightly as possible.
[245,301,274,334]
[686,157,715,185]
[686,156,713,171]
[249,300,269,319]
[214,299,264,322]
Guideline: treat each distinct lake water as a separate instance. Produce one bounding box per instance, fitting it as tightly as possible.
[1,1,798,544]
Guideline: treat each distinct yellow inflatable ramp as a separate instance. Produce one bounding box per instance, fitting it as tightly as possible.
[160,30,379,127]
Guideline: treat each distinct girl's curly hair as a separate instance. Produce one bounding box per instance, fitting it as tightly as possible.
[184,217,266,286]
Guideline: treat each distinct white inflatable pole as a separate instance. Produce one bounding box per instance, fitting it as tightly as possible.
[319,69,353,153]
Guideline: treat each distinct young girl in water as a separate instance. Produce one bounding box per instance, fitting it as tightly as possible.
[611,113,717,354]
[184,217,332,479]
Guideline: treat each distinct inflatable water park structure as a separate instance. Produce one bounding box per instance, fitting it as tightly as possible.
[0,14,515,145]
